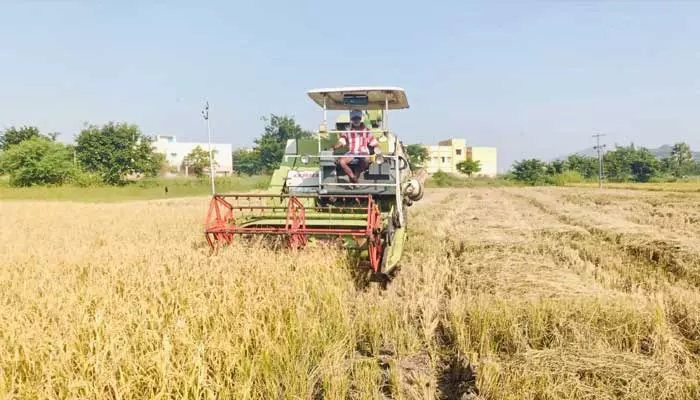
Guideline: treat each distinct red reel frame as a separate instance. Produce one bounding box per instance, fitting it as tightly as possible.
[204,194,384,272]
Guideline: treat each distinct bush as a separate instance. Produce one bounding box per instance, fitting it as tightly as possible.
[69,171,104,188]
[0,137,75,187]
[511,159,548,185]
[430,171,451,187]
[546,170,585,186]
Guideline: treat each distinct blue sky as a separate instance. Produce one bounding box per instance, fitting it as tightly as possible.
[1,1,699,171]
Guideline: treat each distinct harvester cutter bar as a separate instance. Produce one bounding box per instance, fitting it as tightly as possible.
[204,193,384,271]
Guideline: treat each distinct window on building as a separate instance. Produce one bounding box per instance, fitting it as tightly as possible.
[441,157,446,163]
[170,153,177,157]
[456,149,462,156]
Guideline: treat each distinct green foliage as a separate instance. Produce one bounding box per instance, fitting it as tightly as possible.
[0,126,42,150]
[603,144,659,182]
[0,137,74,187]
[510,144,671,186]
[254,115,313,172]
[75,122,162,185]
[232,149,263,176]
[406,144,429,168]
[661,142,695,177]
[629,149,659,183]
[183,145,215,177]
[430,171,451,187]
[69,171,104,188]
[426,171,515,188]
[547,160,568,175]
[456,159,481,177]
[145,152,168,176]
[545,171,585,186]
[511,158,548,185]
[230,114,311,175]
[691,160,700,175]
[566,154,598,179]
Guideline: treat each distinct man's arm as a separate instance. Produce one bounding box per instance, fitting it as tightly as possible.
[329,134,347,151]
[367,132,379,149]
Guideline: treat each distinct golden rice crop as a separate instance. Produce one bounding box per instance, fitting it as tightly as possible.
[1,187,700,399]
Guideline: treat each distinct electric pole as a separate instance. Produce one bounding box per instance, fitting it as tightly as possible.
[202,101,216,195]
[592,133,606,189]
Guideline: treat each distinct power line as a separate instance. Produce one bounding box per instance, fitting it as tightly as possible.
[592,133,607,189]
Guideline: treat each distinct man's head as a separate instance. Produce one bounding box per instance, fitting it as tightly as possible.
[350,109,363,128]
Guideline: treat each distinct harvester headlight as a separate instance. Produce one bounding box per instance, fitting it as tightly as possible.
[300,155,310,164]
[373,147,384,164]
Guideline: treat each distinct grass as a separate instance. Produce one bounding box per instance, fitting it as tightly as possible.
[424,172,517,188]
[2,187,700,398]
[0,175,270,202]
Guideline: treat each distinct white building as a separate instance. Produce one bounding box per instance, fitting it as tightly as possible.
[153,135,233,175]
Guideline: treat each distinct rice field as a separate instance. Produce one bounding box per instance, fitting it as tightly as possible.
[2,187,700,399]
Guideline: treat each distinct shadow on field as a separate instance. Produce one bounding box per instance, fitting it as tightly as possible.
[435,322,479,400]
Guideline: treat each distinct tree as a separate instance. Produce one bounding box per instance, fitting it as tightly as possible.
[566,154,597,179]
[255,115,313,172]
[604,144,659,182]
[0,137,74,186]
[232,149,263,176]
[629,148,659,182]
[668,142,694,177]
[603,145,635,182]
[511,158,548,184]
[183,145,216,177]
[406,144,430,168]
[691,160,700,176]
[75,122,161,185]
[1,126,41,150]
[547,160,568,175]
[456,159,481,177]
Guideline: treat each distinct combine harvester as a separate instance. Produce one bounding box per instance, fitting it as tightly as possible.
[204,86,425,284]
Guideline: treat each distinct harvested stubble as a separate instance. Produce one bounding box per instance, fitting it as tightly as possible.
[1,187,700,399]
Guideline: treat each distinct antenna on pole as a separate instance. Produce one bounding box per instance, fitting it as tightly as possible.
[592,133,607,189]
[202,101,216,195]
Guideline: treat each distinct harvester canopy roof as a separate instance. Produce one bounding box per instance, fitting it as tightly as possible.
[307,86,409,110]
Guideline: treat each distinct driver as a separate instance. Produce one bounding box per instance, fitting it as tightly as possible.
[330,109,379,183]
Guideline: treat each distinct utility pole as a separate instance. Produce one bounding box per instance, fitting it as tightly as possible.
[592,133,606,189]
[202,101,216,195]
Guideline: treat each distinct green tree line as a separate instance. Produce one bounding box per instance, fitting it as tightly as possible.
[510,142,700,185]
[0,123,166,187]
[0,114,310,186]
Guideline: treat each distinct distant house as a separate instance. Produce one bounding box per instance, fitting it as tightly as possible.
[153,135,233,176]
[425,138,498,177]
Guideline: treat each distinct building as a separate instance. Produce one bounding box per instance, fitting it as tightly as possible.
[153,135,233,176]
[425,138,498,177]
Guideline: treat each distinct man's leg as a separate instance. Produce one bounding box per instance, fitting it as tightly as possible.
[357,156,370,176]
[338,156,357,182]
